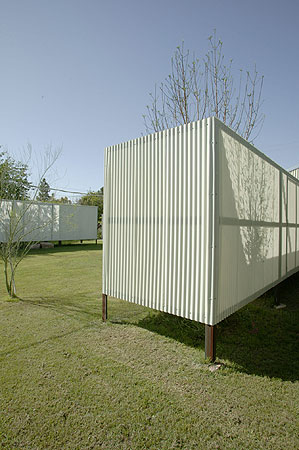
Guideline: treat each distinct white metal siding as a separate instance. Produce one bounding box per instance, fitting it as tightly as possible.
[0,201,98,242]
[103,117,299,326]
[103,119,216,324]
[216,120,299,323]
[289,167,299,180]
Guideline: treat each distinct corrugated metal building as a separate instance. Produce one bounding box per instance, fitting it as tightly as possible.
[103,117,299,331]
[289,167,299,180]
[0,201,98,242]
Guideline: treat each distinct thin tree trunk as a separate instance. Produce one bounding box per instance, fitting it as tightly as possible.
[4,261,11,296]
[9,259,17,297]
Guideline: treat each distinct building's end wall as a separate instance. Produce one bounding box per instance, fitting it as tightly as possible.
[103,119,216,325]
[216,121,299,323]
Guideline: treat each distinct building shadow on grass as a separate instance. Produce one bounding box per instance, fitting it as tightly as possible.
[134,272,299,382]
[27,242,102,257]
[18,294,102,323]
[1,294,102,358]
[0,323,93,358]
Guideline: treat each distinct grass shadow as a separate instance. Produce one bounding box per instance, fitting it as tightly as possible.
[27,242,102,257]
[134,272,299,382]
[0,323,93,358]
[17,294,102,323]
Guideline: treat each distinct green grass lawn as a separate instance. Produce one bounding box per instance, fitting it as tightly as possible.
[0,243,298,449]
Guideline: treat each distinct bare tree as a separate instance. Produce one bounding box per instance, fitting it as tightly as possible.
[143,31,264,142]
[0,146,61,298]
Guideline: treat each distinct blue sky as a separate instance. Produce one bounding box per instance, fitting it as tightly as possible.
[0,0,298,199]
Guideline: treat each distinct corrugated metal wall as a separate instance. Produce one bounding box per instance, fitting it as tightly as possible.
[216,120,299,322]
[0,201,98,242]
[103,118,216,324]
[289,167,299,180]
[103,117,299,326]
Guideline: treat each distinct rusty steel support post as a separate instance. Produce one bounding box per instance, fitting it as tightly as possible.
[102,294,108,322]
[274,285,279,306]
[205,325,216,362]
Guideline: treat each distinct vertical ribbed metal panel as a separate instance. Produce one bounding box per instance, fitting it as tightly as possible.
[103,119,215,324]
[216,119,299,323]
[289,167,299,180]
[103,117,299,326]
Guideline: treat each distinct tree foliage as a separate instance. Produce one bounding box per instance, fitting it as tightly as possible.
[0,148,60,298]
[36,178,51,202]
[0,151,31,200]
[52,196,72,204]
[143,31,264,142]
[79,188,103,221]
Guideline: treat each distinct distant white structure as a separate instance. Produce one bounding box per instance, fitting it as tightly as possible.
[0,200,98,242]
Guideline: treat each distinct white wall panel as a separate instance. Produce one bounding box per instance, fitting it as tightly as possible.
[281,227,287,277]
[0,200,12,242]
[217,224,238,320]
[288,180,297,224]
[282,174,288,224]
[103,119,215,325]
[217,120,298,322]
[287,227,296,272]
[0,201,97,242]
[290,167,299,180]
[263,227,275,287]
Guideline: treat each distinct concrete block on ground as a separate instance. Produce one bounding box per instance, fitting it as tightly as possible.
[41,242,54,248]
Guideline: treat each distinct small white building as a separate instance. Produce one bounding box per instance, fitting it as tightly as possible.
[0,201,98,243]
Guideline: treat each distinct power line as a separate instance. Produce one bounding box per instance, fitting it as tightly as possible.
[31,185,103,196]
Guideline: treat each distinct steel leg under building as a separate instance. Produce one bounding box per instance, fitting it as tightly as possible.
[102,294,107,321]
[205,325,216,362]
